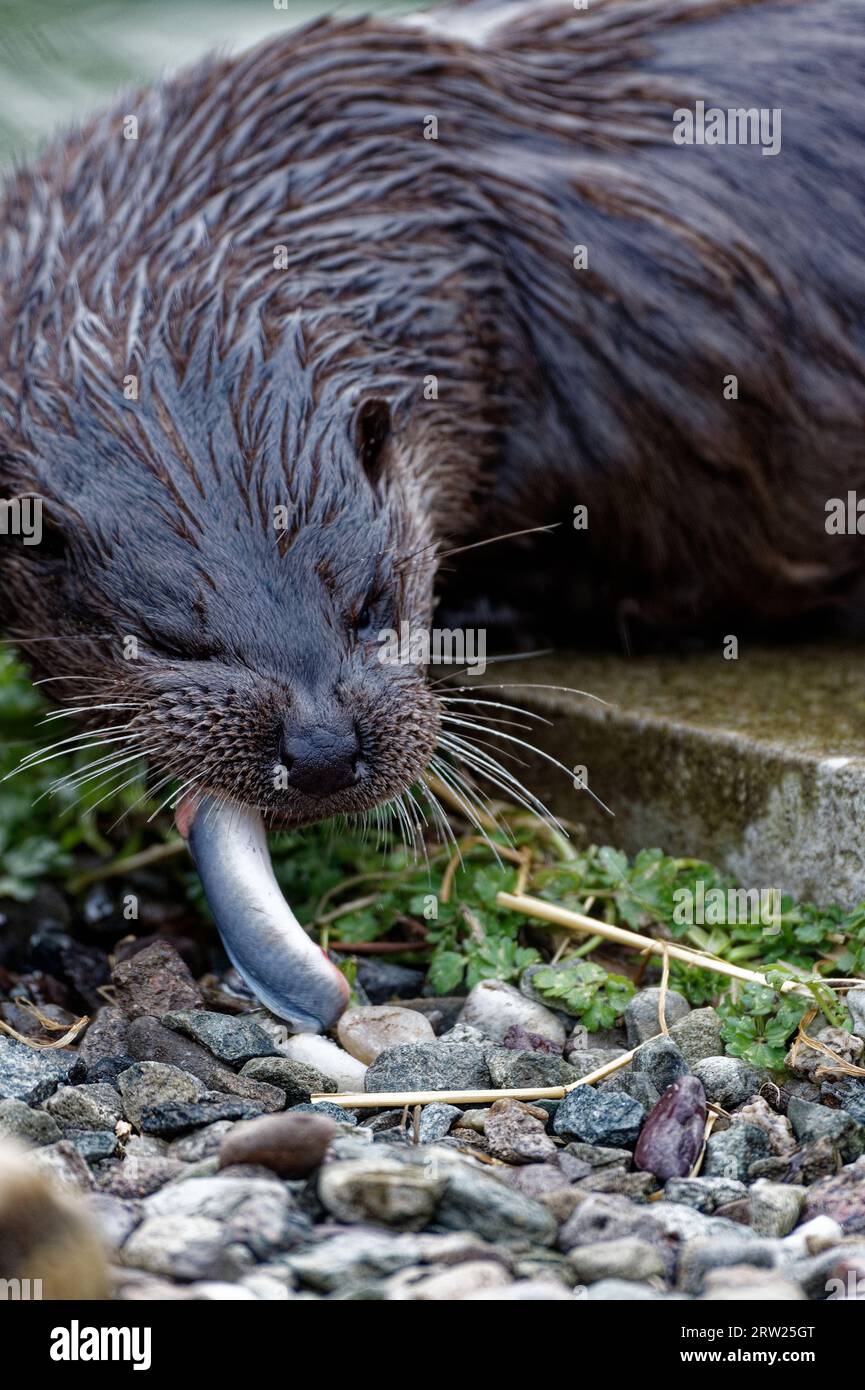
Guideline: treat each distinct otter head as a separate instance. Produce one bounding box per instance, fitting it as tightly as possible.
[2,356,442,1030]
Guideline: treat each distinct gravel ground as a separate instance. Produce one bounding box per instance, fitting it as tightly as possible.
[2,920,865,1302]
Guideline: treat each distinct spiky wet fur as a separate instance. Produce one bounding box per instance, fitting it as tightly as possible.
[2,0,865,832]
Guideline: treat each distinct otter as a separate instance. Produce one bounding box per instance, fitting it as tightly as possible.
[1,0,864,1027]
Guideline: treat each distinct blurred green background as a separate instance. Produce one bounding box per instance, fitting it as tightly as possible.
[0,0,417,168]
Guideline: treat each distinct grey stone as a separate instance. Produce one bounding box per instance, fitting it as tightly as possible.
[364,1043,491,1093]
[65,1129,119,1163]
[601,1071,661,1110]
[664,1176,748,1213]
[563,1142,633,1170]
[0,1037,84,1104]
[79,1006,129,1064]
[565,1049,626,1080]
[585,1279,670,1301]
[240,1056,336,1105]
[486,1048,578,1090]
[677,1236,777,1295]
[44,1083,124,1132]
[787,1096,865,1162]
[748,1179,805,1237]
[138,1097,265,1137]
[356,959,425,1004]
[632,1036,689,1092]
[318,1154,445,1231]
[801,1154,865,1234]
[669,1008,725,1064]
[122,1214,250,1281]
[692,1056,761,1109]
[417,1103,462,1143]
[162,1010,279,1065]
[568,1237,666,1284]
[126,1017,285,1112]
[553,1086,645,1149]
[458,978,566,1045]
[702,1123,772,1182]
[287,1231,426,1292]
[436,1157,556,1246]
[289,1101,357,1125]
[0,1097,62,1146]
[85,1192,142,1248]
[117,1061,204,1127]
[96,1154,185,1198]
[624,988,691,1046]
[144,1174,310,1256]
[169,1122,236,1162]
[846,989,865,1039]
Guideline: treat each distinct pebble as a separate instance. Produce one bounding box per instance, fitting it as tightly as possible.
[139,1097,265,1137]
[785,1026,864,1080]
[385,1259,512,1301]
[779,1214,844,1258]
[748,1179,805,1237]
[750,1135,840,1186]
[96,1154,184,1199]
[483,1098,557,1164]
[632,1036,689,1092]
[122,1213,250,1282]
[239,1056,336,1105]
[43,1083,124,1133]
[170,1122,236,1162]
[67,1130,119,1163]
[289,1101,357,1125]
[365,1043,490,1093]
[731,1094,796,1155]
[462,1278,579,1301]
[337,1005,436,1063]
[85,1191,142,1248]
[161,1010,279,1065]
[677,1236,777,1295]
[563,1049,625,1080]
[702,1123,772,1183]
[702,1267,806,1301]
[585,1279,669,1301]
[553,1086,645,1149]
[692,1056,761,1109]
[144,1174,310,1257]
[126,1017,285,1112]
[568,1237,666,1284]
[418,1103,462,1143]
[485,1049,576,1090]
[318,1153,447,1231]
[664,1176,748,1213]
[501,1025,561,1054]
[787,1096,865,1162]
[563,1142,632,1170]
[0,1036,84,1104]
[601,1072,661,1111]
[218,1112,338,1178]
[287,1230,427,1292]
[624,988,690,1045]
[668,1007,724,1064]
[0,1096,62,1146]
[111,940,203,1019]
[821,1078,865,1126]
[459,979,566,1046]
[633,1075,706,1180]
[801,1155,865,1234]
[282,1034,367,1092]
[435,1155,557,1246]
[117,1061,203,1128]
[78,1006,130,1063]
[845,988,865,1038]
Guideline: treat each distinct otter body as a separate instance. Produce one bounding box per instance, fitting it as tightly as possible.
[1,0,865,827]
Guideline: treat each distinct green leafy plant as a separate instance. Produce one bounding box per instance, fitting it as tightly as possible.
[532,960,635,1030]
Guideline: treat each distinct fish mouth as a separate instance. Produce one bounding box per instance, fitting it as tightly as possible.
[178,792,350,1032]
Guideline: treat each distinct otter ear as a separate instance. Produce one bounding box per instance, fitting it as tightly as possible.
[355,398,391,490]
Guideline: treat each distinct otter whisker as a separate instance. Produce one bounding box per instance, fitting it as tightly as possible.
[440,716,614,817]
[440,717,530,767]
[428,650,554,689]
[437,731,567,834]
[428,755,507,862]
[441,681,610,707]
[6,731,144,781]
[439,694,554,725]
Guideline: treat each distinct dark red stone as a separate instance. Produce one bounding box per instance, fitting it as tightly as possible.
[634,1074,706,1180]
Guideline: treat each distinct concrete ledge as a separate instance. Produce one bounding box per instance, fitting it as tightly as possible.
[481,645,865,908]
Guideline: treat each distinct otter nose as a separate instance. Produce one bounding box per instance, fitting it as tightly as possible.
[279,720,362,797]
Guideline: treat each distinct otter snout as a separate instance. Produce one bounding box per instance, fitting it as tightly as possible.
[279,716,364,797]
